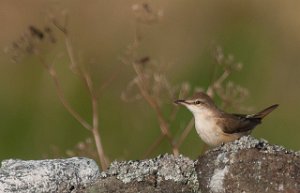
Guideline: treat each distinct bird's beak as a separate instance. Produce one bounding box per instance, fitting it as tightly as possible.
[174,99,187,105]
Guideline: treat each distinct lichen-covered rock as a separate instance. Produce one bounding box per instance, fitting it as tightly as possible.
[82,136,300,193]
[1,137,299,193]
[0,157,100,193]
[197,136,300,193]
[84,154,198,193]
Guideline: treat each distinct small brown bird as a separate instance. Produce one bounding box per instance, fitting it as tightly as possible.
[175,92,278,146]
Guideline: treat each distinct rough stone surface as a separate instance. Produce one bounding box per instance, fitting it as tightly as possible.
[197,136,300,193]
[81,154,198,193]
[1,136,299,193]
[80,136,300,193]
[0,157,100,193]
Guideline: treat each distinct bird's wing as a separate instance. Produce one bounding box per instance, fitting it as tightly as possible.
[216,113,261,134]
[215,104,278,134]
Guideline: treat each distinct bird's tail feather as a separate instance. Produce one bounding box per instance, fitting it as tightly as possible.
[253,104,279,119]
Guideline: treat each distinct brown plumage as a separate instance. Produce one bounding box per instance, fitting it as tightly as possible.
[217,104,279,134]
[175,92,279,146]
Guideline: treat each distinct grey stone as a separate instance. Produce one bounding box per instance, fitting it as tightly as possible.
[82,136,300,193]
[197,136,300,193]
[0,157,100,193]
[84,154,198,193]
[1,136,299,193]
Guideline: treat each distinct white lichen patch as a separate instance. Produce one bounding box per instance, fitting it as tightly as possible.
[209,166,229,193]
[102,154,199,191]
[215,152,229,165]
[278,183,284,191]
[210,136,293,155]
[0,157,100,193]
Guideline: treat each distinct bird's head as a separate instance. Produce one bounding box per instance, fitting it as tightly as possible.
[174,92,217,115]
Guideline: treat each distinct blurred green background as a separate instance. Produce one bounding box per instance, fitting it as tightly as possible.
[0,0,299,162]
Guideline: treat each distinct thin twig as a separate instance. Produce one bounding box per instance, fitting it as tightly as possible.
[99,63,122,92]
[207,70,230,98]
[82,70,108,169]
[168,104,179,123]
[40,58,92,131]
[52,19,67,34]
[175,118,194,148]
[53,19,78,72]
[142,134,165,159]
[127,16,179,156]
[53,19,108,170]
[64,37,108,169]
[133,63,179,156]
[64,37,77,71]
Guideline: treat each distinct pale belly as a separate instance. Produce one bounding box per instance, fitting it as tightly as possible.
[194,116,241,146]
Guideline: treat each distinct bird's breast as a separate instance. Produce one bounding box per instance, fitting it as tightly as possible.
[194,114,232,146]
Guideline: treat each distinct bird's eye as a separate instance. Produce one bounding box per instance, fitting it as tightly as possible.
[194,100,202,105]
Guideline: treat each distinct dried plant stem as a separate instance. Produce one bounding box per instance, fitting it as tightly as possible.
[42,59,108,169]
[99,65,121,92]
[82,71,108,170]
[128,18,179,156]
[65,37,77,71]
[168,105,179,123]
[64,44,108,170]
[52,21,108,170]
[42,60,92,131]
[207,69,230,98]
[133,63,179,156]
[175,118,194,148]
[142,134,164,158]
